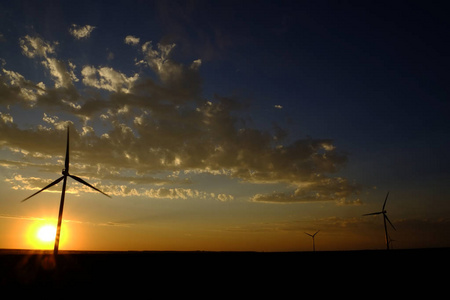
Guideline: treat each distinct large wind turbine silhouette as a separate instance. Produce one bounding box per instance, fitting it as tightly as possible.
[304,230,320,252]
[363,192,396,250]
[21,127,110,255]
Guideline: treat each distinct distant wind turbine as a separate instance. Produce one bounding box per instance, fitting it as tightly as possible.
[388,236,397,250]
[21,127,111,255]
[363,192,396,250]
[304,230,320,252]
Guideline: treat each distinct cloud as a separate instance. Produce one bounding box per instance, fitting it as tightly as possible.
[69,24,96,39]
[251,177,362,205]
[42,58,78,88]
[142,188,234,202]
[0,213,131,228]
[5,174,59,192]
[6,173,233,202]
[1,65,78,112]
[217,193,234,202]
[81,65,139,93]
[0,214,45,221]
[1,67,48,106]
[42,113,71,130]
[18,35,77,89]
[0,112,13,123]
[124,35,140,46]
[0,34,360,204]
[139,41,202,93]
[19,35,57,58]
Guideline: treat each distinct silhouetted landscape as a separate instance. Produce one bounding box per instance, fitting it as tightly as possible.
[1,248,447,290]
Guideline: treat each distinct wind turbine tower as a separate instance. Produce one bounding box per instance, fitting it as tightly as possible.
[21,127,111,255]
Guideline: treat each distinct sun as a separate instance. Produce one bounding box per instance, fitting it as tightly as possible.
[26,221,67,250]
[26,219,77,250]
[37,225,57,242]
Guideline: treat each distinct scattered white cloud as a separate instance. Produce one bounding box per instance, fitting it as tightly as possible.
[5,174,57,192]
[143,187,234,202]
[141,41,176,79]
[81,65,139,93]
[19,35,57,58]
[0,34,360,204]
[5,173,233,202]
[124,35,140,46]
[217,193,234,202]
[42,57,78,88]
[0,112,13,124]
[1,67,45,105]
[69,24,96,39]
[2,68,26,86]
[42,113,71,130]
[18,35,77,88]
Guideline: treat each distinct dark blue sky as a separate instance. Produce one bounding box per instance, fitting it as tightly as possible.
[1,0,448,188]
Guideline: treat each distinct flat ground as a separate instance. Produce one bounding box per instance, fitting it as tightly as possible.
[1,248,447,293]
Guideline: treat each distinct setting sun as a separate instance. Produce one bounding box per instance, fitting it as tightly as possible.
[37,225,56,243]
[26,221,69,250]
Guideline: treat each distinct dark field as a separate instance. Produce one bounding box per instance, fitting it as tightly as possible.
[1,248,447,293]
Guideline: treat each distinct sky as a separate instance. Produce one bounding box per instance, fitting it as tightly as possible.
[0,0,449,251]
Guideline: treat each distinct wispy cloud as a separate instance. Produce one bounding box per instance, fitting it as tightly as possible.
[0,213,131,227]
[0,214,45,222]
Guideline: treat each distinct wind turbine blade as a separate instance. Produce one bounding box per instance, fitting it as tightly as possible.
[382,191,390,210]
[69,174,111,198]
[384,215,396,231]
[21,176,64,202]
[64,127,70,172]
[304,232,313,237]
[362,212,382,216]
[313,230,320,237]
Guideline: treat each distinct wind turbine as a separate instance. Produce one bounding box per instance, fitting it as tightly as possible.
[21,127,111,255]
[388,236,397,250]
[304,230,320,252]
[363,192,396,250]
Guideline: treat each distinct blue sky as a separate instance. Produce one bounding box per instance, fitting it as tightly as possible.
[0,0,448,251]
